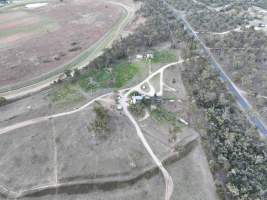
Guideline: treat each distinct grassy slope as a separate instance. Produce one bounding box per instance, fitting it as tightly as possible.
[49,49,177,104]
[151,50,177,64]
[48,84,84,104]
[79,62,139,91]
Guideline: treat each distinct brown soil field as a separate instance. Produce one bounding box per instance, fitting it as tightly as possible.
[0,17,40,30]
[0,11,28,22]
[0,0,123,87]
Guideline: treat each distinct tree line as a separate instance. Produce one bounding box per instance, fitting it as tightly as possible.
[182,57,267,200]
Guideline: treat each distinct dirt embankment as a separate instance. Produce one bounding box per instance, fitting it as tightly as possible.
[0,127,199,199]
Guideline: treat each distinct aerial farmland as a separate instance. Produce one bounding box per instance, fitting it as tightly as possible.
[0,0,266,200]
[0,0,123,89]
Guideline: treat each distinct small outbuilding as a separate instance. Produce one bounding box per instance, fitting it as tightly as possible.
[132,95,144,104]
[136,54,144,59]
[116,104,123,111]
[146,53,154,59]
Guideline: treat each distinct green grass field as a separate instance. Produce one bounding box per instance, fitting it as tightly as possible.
[48,60,140,104]
[151,50,177,63]
[114,62,139,88]
[78,62,139,91]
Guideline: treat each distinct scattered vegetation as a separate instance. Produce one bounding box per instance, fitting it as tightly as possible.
[182,58,267,200]
[78,68,113,91]
[151,50,177,63]
[0,96,7,106]
[202,27,267,121]
[158,0,267,198]
[151,106,181,134]
[78,62,139,91]
[166,0,260,32]
[129,103,146,117]
[46,0,267,199]
[90,104,110,136]
[48,84,83,103]
[188,9,250,32]
[203,27,267,95]
[197,0,267,9]
[53,0,183,95]
[151,106,175,123]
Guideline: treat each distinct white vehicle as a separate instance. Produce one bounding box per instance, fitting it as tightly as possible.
[179,118,189,125]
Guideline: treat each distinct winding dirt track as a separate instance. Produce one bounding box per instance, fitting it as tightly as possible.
[0,60,187,199]
[120,60,186,200]
[0,93,113,135]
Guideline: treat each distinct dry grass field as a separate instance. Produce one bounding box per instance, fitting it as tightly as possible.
[0,55,219,199]
[0,121,54,192]
[0,0,123,87]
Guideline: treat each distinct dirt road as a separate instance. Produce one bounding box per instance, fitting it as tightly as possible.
[0,93,113,135]
[0,60,186,199]
[119,61,186,200]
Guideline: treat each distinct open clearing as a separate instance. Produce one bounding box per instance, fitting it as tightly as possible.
[0,0,123,88]
[0,57,218,199]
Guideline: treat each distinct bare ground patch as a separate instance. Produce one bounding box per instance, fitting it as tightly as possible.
[54,105,154,183]
[0,0,123,87]
[0,121,55,192]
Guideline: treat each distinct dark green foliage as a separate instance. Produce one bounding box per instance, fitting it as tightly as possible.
[71,68,81,82]
[78,62,138,91]
[64,69,72,78]
[202,27,267,95]
[128,103,146,117]
[90,104,110,136]
[182,58,267,200]
[187,9,248,32]
[151,106,176,123]
[0,97,7,106]
[166,0,263,32]
[196,0,267,9]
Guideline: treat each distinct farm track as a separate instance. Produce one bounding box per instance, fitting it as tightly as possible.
[0,60,188,199]
[0,0,134,100]
[0,138,198,199]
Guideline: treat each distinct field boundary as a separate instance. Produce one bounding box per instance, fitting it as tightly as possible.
[0,0,132,96]
[1,133,199,199]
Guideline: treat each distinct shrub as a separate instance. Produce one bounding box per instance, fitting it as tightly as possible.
[0,97,7,106]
